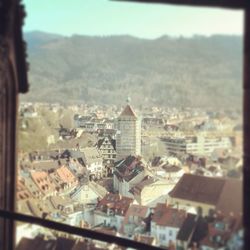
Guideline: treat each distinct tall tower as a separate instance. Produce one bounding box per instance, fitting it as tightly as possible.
[116,98,141,160]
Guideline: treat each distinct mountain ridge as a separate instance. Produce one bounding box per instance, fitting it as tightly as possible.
[22,31,243,109]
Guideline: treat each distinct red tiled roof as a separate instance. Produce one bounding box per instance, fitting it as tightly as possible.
[31,171,55,194]
[169,174,225,205]
[169,174,242,216]
[152,203,186,228]
[120,204,150,234]
[96,193,134,216]
[124,204,149,221]
[120,105,137,117]
[56,165,76,183]
[16,179,33,200]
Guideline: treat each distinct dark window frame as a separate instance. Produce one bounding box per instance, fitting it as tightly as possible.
[0,0,249,249]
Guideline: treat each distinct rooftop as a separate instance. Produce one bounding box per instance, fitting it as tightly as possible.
[169,174,242,215]
[114,155,145,182]
[119,105,137,118]
[56,165,76,183]
[96,193,134,216]
[129,175,155,195]
[152,203,186,228]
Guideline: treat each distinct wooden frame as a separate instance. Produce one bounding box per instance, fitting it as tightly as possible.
[115,0,247,9]
[0,0,249,249]
[0,0,28,249]
[244,9,250,250]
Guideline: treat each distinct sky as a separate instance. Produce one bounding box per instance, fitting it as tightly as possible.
[23,0,244,39]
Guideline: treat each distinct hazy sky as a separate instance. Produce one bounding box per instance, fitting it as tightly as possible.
[23,0,244,38]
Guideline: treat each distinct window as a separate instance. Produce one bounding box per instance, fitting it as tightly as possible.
[0,1,248,250]
[160,234,166,241]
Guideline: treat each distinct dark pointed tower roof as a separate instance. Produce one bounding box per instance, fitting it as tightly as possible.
[120,105,137,117]
[119,97,137,118]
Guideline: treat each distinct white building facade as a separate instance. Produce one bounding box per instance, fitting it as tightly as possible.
[164,136,232,156]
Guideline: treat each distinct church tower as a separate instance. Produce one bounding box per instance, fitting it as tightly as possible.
[116,98,141,160]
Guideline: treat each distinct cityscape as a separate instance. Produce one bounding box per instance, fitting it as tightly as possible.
[16,1,243,249]
[16,98,243,249]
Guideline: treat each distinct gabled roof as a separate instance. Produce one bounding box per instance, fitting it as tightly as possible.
[152,203,186,228]
[120,204,150,233]
[96,193,134,216]
[114,155,145,182]
[17,179,33,199]
[70,181,107,200]
[30,171,56,194]
[129,175,155,195]
[56,165,76,183]
[169,174,225,205]
[123,204,149,222]
[97,135,116,150]
[119,105,137,117]
[169,174,242,215]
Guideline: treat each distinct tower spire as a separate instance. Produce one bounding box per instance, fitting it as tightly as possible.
[126,96,131,104]
[120,97,137,117]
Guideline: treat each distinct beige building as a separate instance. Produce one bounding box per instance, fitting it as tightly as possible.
[116,102,141,160]
[130,177,174,207]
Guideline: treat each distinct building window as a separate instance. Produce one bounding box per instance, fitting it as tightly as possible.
[160,234,166,241]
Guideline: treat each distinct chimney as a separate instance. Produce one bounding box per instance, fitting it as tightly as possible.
[165,200,169,208]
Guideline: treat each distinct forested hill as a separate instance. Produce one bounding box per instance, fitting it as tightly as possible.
[22,31,243,109]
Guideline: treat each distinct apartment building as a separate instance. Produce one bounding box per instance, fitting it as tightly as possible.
[163,135,232,156]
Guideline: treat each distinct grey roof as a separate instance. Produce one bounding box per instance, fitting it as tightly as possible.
[114,156,145,182]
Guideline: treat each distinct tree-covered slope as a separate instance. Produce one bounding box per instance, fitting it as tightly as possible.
[23,32,243,108]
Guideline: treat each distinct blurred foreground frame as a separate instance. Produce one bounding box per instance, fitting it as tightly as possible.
[0,0,249,249]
